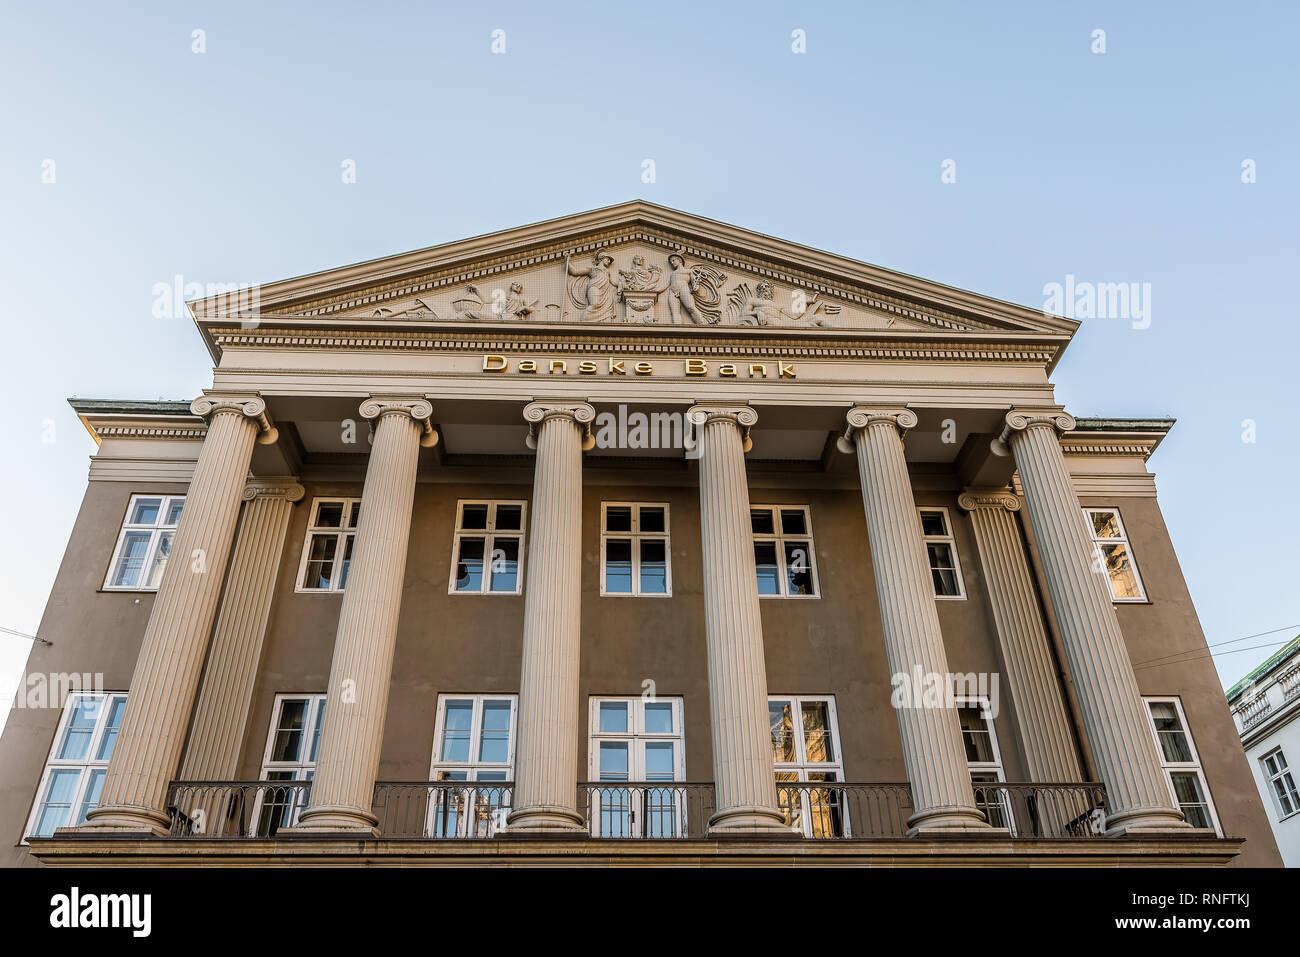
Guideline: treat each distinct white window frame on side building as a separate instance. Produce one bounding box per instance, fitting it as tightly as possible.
[103,494,185,590]
[1261,747,1300,821]
[25,692,128,840]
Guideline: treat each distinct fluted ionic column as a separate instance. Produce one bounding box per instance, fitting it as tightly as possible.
[688,405,786,833]
[995,409,1186,833]
[505,401,594,833]
[294,397,437,833]
[83,393,278,834]
[842,407,989,832]
[180,478,305,780]
[958,488,1083,783]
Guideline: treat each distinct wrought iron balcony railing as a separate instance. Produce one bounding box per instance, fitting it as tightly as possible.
[163,779,1106,841]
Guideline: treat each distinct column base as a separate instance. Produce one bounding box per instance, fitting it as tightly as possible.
[80,803,172,837]
[906,803,993,834]
[286,803,380,837]
[1104,804,1192,836]
[707,804,794,836]
[503,805,587,835]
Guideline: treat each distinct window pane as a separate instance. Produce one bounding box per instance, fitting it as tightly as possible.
[461,504,489,530]
[755,542,780,595]
[639,507,666,533]
[1171,772,1211,828]
[164,499,184,525]
[605,539,633,593]
[310,702,324,762]
[1149,702,1194,762]
[75,768,106,825]
[1099,543,1141,599]
[639,539,667,594]
[802,702,834,763]
[347,502,361,527]
[598,742,629,780]
[110,531,152,587]
[441,701,473,762]
[928,543,960,596]
[605,506,632,532]
[338,536,354,589]
[302,534,338,589]
[34,769,82,837]
[455,537,485,592]
[271,700,308,762]
[95,697,126,761]
[488,537,519,592]
[145,531,173,589]
[494,504,522,531]
[599,701,628,733]
[785,542,814,595]
[644,702,673,734]
[645,742,675,781]
[780,509,807,535]
[958,706,995,763]
[58,696,101,760]
[1090,510,1121,538]
[750,508,775,535]
[315,501,345,528]
[769,701,796,763]
[478,701,511,763]
[920,510,947,537]
[129,498,162,525]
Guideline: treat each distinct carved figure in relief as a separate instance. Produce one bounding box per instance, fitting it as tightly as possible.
[453,282,538,321]
[618,254,662,292]
[664,253,725,324]
[726,280,841,327]
[566,251,619,322]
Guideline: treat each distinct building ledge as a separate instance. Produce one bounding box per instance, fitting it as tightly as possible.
[27,834,1244,867]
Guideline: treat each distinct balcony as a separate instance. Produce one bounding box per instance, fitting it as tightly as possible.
[160,779,1106,841]
[1235,694,1273,730]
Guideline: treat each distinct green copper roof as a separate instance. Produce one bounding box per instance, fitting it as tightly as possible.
[1226,634,1300,701]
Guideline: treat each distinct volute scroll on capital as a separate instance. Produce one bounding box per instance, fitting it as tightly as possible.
[957,489,1022,513]
[522,401,597,451]
[358,396,440,448]
[190,392,279,445]
[990,408,1076,457]
[836,405,917,453]
[242,478,307,504]
[685,404,758,453]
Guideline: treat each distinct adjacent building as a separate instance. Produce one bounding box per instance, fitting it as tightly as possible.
[0,202,1280,865]
[1228,636,1300,866]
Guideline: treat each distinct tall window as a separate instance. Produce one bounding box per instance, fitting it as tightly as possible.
[256,694,326,834]
[956,697,1011,829]
[918,507,966,599]
[1144,697,1220,832]
[600,503,670,596]
[751,505,819,598]
[449,501,526,594]
[26,692,127,838]
[104,495,184,589]
[1084,507,1146,601]
[770,695,843,836]
[1262,748,1299,820]
[588,697,684,837]
[429,695,516,837]
[297,498,360,592]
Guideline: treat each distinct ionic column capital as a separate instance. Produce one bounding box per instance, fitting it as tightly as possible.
[686,404,757,453]
[191,392,278,445]
[359,395,439,448]
[957,487,1022,513]
[836,405,916,453]
[991,408,1076,456]
[523,400,596,451]
[242,477,306,503]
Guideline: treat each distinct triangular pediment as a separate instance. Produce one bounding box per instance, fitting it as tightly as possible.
[191,201,1076,340]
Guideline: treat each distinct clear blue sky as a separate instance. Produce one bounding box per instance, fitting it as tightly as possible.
[2,1,1297,732]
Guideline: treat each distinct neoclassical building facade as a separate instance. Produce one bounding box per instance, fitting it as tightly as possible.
[2,203,1279,865]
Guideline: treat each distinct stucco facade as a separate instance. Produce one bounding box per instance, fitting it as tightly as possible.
[0,203,1279,866]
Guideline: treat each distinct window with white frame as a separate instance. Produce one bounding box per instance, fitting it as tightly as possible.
[26,692,127,838]
[429,695,516,837]
[256,694,325,835]
[770,695,844,836]
[955,697,1011,829]
[104,495,184,589]
[1084,507,1146,601]
[601,503,670,596]
[588,697,684,837]
[449,501,526,594]
[297,498,360,592]
[751,506,819,598]
[919,507,966,599]
[1144,697,1220,832]
[1262,748,1300,820]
